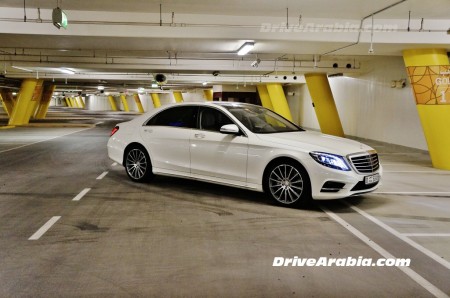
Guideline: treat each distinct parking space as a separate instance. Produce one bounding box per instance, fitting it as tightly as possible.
[0,109,448,297]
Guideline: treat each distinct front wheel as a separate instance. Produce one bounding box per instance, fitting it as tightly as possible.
[264,161,311,207]
[124,146,153,182]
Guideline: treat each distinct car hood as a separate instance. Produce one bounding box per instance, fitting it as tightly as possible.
[256,131,374,156]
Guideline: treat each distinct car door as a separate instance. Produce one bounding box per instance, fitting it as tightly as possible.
[190,107,249,184]
[140,105,197,174]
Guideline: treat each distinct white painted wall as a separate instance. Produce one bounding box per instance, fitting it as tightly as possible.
[287,56,428,151]
[86,95,113,111]
[183,89,208,102]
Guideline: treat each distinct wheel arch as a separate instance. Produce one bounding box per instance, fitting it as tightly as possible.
[262,156,311,193]
[122,142,148,166]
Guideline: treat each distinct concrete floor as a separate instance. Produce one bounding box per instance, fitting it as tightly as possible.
[0,107,449,297]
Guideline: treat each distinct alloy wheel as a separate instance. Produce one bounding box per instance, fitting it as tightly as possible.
[126,148,148,180]
[268,164,304,204]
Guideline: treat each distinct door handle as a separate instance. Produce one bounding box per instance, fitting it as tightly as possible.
[195,133,205,139]
[144,128,153,133]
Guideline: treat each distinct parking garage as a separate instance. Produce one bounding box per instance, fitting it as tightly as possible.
[0,1,449,297]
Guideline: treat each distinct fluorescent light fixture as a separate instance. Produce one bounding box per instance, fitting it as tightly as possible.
[52,7,68,29]
[12,66,33,72]
[202,82,208,86]
[97,86,105,91]
[138,87,145,93]
[237,42,254,56]
[151,82,158,88]
[59,68,75,75]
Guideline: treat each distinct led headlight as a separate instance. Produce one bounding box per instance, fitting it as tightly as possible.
[310,152,351,171]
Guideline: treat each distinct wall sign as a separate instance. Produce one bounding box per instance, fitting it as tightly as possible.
[406,66,450,105]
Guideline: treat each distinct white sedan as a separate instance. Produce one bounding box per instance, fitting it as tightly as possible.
[107,102,381,206]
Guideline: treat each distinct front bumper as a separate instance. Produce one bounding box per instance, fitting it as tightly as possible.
[306,161,382,200]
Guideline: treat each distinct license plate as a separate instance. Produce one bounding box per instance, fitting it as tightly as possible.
[365,174,379,185]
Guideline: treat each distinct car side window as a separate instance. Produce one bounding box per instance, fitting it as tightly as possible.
[146,106,197,128]
[199,107,234,132]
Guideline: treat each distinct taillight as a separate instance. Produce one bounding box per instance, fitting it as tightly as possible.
[110,126,119,137]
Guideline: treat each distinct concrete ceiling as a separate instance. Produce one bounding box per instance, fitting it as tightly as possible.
[0,0,449,92]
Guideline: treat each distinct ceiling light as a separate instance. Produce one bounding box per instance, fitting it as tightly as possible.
[202,82,208,86]
[12,66,33,72]
[151,82,158,88]
[59,68,75,75]
[97,86,105,91]
[138,87,145,93]
[237,42,255,56]
[52,7,68,29]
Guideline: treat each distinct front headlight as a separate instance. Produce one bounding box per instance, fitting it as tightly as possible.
[309,152,351,171]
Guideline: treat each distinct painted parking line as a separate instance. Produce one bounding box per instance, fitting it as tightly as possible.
[321,206,449,298]
[73,188,91,201]
[373,192,450,195]
[29,216,61,240]
[0,127,93,154]
[344,201,450,271]
[402,233,450,237]
[96,171,109,180]
[111,162,118,167]
[383,171,449,174]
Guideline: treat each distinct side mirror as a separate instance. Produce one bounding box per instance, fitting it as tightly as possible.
[220,124,240,135]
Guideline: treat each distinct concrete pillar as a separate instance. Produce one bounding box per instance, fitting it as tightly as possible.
[8,79,38,126]
[304,73,345,137]
[35,84,56,119]
[256,85,274,111]
[266,83,293,121]
[403,48,450,170]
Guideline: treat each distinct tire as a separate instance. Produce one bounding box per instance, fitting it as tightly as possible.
[124,146,153,182]
[264,160,311,207]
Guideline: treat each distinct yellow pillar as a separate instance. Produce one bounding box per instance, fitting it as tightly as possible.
[35,85,56,119]
[25,79,44,120]
[203,89,213,101]
[65,97,71,107]
[151,93,162,108]
[120,94,130,112]
[266,83,293,121]
[78,96,86,109]
[8,79,38,126]
[0,89,15,117]
[304,73,344,137]
[133,94,145,113]
[173,91,183,103]
[256,85,274,111]
[108,95,118,111]
[403,48,450,170]
[73,97,80,108]
[70,97,77,108]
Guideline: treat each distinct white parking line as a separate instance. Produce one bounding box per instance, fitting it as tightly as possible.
[345,202,450,271]
[28,216,61,240]
[0,127,93,154]
[73,188,91,201]
[321,206,449,298]
[384,171,449,174]
[403,233,450,237]
[96,171,109,180]
[373,192,450,195]
[111,162,118,167]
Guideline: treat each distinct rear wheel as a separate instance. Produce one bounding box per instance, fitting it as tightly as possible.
[124,146,153,182]
[264,161,311,206]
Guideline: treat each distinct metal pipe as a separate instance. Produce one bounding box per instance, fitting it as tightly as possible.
[321,0,407,56]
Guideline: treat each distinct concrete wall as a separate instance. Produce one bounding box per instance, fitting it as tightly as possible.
[286,56,427,151]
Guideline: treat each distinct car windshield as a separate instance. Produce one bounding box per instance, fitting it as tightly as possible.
[220,104,303,134]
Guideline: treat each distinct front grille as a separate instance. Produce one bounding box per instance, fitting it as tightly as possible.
[349,152,379,174]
